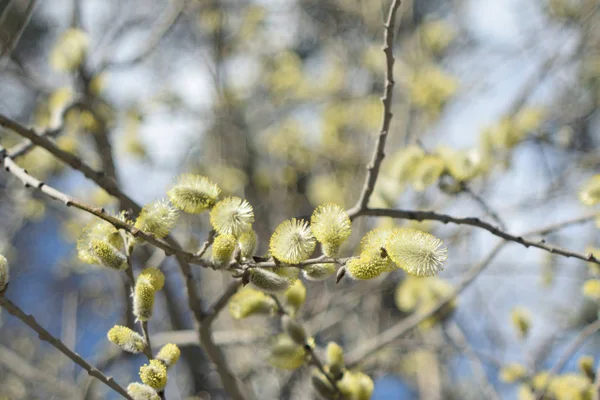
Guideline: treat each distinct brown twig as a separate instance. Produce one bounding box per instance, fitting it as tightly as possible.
[99,0,187,71]
[271,295,342,396]
[347,0,402,219]
[534,319,600,400]
[0,294,133,400]
[355,207,600,265]
[0,0,38,61]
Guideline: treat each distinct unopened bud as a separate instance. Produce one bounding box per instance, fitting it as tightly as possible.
[282,315,307,345]
[249,268,291,293]
[133,277,155,322]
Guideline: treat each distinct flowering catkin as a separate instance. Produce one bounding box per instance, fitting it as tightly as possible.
[107,325,146,354]
[579,175,600,206]
[212,234,237,266]
[210,196,254,237]
[77,219,125,267]
[167,174,221,213]
[385,228,447,277]
[133,277,156,322]
[228,287,277,319]
[134,199,178,239]
[310,203,352,257]
[238,230,257,259]
[127,383,160,400]
[139,360,168,390]
[89,239,128,270]
[156,344,180,368]
[269,218,316,264]
[138,268,165,291]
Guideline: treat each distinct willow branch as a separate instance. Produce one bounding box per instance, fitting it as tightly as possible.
[99,0,186,71]
[0,0,38,61]
[355,207,600,265]
[0,294,133,400]
[0,113,139,212]
[347,0,402,219]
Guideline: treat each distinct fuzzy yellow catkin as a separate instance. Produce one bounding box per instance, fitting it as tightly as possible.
[107,325,146,354]
[228,287,277,319]
[134,199,178,239]
[212,234,237,266]
[310,203,352,257]
[89,239,128,270]
[238,230,257,259]
[268,334,306,370]
[167,174,221,213]
[156,344,180,368]
[578,355,595,380]
[134,277,156,322]
[138,268,165,291]
[510,307,532,338]
[0,254,8,292]
[127,382,160,400]
[326,342,345,378]
[249,268,291,293]
[50,28,89,72]
[345,254,387,280]
[210,196,254,237]
[139,359,168,390]
[338,370,374,400]
[283,280,306,314]
[385,228,447,277]
[269,218,316,264]
[499,363,527,383]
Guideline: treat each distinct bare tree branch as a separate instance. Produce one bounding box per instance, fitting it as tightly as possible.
[0,294,133,400]
[347,0,403,219]
[355,207,600,265]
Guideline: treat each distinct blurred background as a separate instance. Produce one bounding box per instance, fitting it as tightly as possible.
[1,0,600,399]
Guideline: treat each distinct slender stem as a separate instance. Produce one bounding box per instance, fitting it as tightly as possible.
[0,294,133,400]
[347,0,402,218]
[355,207,600,265]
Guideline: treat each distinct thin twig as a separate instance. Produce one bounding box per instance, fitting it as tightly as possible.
[355,207,600,265]
[534,319,600,400]
[347,0,402,219]
[0,294,133,400]
[271,295,342,396]
[445,321,501,400]
[99,0,187,71]
[196,230,216,257]
[0,0,38,61]
[0,343,81,397]
[0,113,140,212]
[460,183,507,230]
